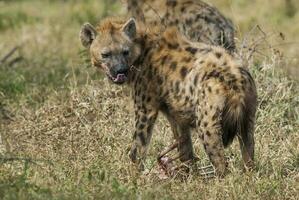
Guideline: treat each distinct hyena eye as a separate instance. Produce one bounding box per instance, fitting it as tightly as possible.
[122,49,130,56]
[101,52,111,59]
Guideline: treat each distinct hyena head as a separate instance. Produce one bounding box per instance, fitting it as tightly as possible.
[80,18,141,84]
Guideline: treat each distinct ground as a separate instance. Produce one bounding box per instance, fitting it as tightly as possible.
[0,0,298,199]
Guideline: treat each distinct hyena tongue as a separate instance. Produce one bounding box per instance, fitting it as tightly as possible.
[114,73,127,83]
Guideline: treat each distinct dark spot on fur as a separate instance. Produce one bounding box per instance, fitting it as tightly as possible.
[180,67,188,79]
[157,76,163,85]
[182,57,192,63]
[203,122,208,127]
[168,43,179,49]
[185,96,189,102]
[199,48,212,54]
[215,52,222,59]
[185,46,198,54]
[138,132,146,146]
[133,131,137,139]
[229,74,236,80]
[206,70,220,80]
[206,131,211,137]
[232,85,239,91]
[194,74,199,85]
[139,123,145,130]
[212,113,218,121]
[164,12,170,19]
[175,81,180,93]
[185,18,192,25]
[141,116,147,123]
[189,86,194,95]
[147,97,151,102]
[146,125,152,135]
[166,0,177,7]
[219,76,225,82]
[228,78,237,86]
[129,147,137,161]
[242,85,246,91]
[198,120,201,127]
[160,55,169,65]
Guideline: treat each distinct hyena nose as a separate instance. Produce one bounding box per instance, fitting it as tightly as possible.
[116,64,129,74]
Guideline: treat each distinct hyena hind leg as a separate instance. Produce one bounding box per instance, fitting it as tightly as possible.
[200,120,227,177]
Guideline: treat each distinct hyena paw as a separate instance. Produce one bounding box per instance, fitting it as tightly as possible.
[129,147,137,163]
[129,146,145,171]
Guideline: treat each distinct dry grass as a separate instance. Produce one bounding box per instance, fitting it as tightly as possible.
[0,0,298,199]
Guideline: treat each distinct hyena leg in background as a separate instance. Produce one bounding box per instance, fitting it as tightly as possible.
[158,115,195,163]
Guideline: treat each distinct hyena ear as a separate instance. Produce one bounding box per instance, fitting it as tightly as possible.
[80,23,97,48]
[122,18,136,40]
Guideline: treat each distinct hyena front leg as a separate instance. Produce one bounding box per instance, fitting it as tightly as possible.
[129,106,158,170]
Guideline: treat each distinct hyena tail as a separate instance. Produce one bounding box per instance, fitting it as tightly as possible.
[221,86,257,148]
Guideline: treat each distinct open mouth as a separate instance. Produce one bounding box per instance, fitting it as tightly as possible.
[108,73,128,84]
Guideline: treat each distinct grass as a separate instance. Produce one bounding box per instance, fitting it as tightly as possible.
[0,0,298,199]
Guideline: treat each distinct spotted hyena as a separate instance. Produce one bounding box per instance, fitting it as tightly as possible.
[79,17,257,176]
[124,0,235,52]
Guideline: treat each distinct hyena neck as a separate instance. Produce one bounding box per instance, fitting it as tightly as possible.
[128,33,151,84]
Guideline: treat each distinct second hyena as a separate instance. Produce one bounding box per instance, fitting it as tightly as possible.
[124,0,236,52]
[80,17,257,176]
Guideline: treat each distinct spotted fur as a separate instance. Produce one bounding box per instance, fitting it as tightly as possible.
[124,0,236,52]
[80,18,257,176]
